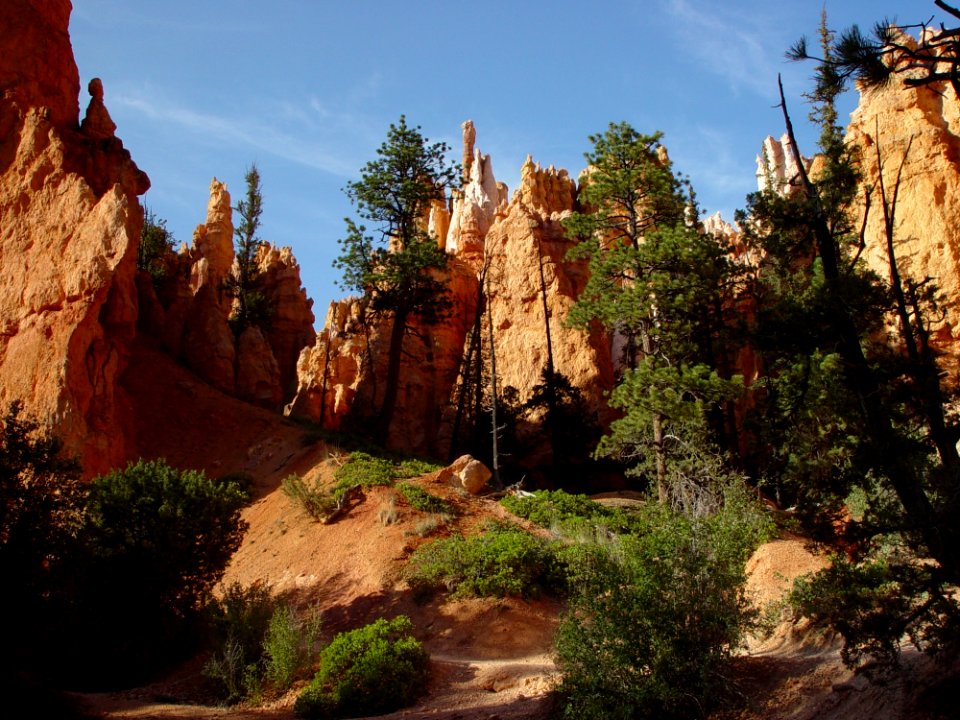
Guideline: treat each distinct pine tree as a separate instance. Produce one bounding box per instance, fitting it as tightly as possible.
[742,14,960,663]
[335,116,459,444]
[227,164,270,332]
[563,122,743,504]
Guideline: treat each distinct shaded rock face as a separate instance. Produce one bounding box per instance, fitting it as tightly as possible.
[139,180,315,409]
[0,0,149,475]
[290,123,614,462]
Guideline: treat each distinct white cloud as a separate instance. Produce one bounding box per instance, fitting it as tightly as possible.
[113,89,366,178]
[662,0,789,99]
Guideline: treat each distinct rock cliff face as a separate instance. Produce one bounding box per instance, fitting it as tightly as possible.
[0,0,149,475]
[844,30,960,360]
[139,179,315,408]
[1,1,315,473]
[290,123,613,462]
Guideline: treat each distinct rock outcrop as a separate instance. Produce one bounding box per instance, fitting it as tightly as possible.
[139,179,315,409]
[844,29,960,360]
[0,0,149,475]
[290,124,613,464]
[1,2,316,472]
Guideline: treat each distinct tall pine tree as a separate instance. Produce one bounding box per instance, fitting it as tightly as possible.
[564,123,743,506]
[335,117,458,444]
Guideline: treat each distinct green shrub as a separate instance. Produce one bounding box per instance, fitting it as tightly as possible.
[396,482,454,515]
[0,401,85,676]
[71,459,250,684]
[405,524,563,599]
[333,452,396,493]
[205,582,276,702]
[332,452,442,498]
[555,489,771,720]
[282,473,338,520]
[206,584,323,701]
[790,554,960,667]
[265,604,323,690]
[396,457,442,477]
[83,459,249,617]
[294,616,430,719]
[501,489,640,535]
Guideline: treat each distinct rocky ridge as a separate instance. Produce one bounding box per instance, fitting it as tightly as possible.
[0,0,148,475]
[138,178,315,408]
[0,0,314,474]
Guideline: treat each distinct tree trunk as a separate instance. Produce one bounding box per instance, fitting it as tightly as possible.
[641,326,668,504]
[376,307,408,446]
[486,279,502,489]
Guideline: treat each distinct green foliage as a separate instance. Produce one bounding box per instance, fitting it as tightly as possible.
[282,473,338,520]
[294,616,430,719]
[791,556,960,668]
[137,207,176,279]
[741,15,960,666]
[264,604,323,691]
[0,402,85,673]
[335,115,458,314]
[226,164,271,332]
[333,452,396,493]
[500,489,640,536]
[405,524,563,600]
[335,116,459,441]
[84,459,249,617]
[396,482,454,515]
[206,583,322,702]
[332,451,441,497]
[205,582,277,703]
[555,485,772,720]
[563,122,744,501]
[69,459,249,683]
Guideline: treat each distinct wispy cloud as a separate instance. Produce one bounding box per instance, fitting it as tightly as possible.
[661,0,789,99]
[113,88,373,178]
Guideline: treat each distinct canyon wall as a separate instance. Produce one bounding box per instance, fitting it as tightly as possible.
[1,0,315,474]
[845,31,960,361]
[137,178,316,408]
[0,0,149,475]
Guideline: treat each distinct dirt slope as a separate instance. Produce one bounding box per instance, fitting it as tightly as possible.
[80,346,958,719]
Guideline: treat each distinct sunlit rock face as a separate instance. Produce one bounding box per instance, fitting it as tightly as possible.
[0,0,149,475]
[290,122,614,461]
[844,30,960,364]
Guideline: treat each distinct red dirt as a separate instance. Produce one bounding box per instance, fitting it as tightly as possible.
[77,344,959,719]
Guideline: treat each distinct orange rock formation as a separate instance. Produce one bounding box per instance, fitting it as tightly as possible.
[1,1,314,474]
[0,0,149,475]
[845,29,960,359]
[290,124,614,462]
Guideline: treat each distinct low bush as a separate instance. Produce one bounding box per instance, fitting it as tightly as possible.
[405,524,563,600]
[204,583,275,701]
[333,452,442,498]
[790,554,960,667]
[294,616,429,719]
[282,473,338,520]
[501,489,639,535]
[206,583,322,702]
[396,482,454,515]
[264,604,323,690]
[69,459,250,685]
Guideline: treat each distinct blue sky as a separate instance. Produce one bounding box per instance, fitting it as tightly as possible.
[69,1,945,320]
